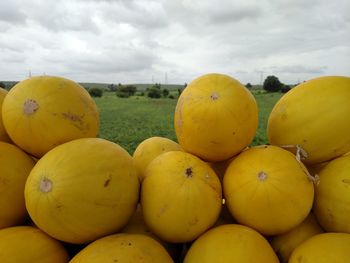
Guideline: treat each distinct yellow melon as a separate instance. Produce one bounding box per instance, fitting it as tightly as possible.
[0,88,11,142]
[0,226,69,263]
[122,204,180,260]
[174,73,258,162]
[289,233,350,263]
[2,76,99,157]
[270,213,323,263]
[183,224,279,263]
[223,145,314,235]
[25,138,139,244]
[70,233,173,263]
[0,142,35,229]
[141,151,222,243]
[133,136,183,181]
[313,153,350,233]
[268,76,350,164]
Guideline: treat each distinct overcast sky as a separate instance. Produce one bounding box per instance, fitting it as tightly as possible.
[0,0,349,85]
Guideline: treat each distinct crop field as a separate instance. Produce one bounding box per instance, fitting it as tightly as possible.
[95,91,283,155]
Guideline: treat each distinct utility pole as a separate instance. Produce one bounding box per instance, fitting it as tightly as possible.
[260,71,264,85]
[164,72,168,84]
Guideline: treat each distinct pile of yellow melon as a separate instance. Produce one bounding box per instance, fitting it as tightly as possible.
[0,74,350,263]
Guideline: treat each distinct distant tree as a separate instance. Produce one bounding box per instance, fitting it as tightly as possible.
[108,84,117,92]
[281,84,291,93]
[162,88,169,98]
[263,75,283,92]
[153,83,161,89]
[116,85,137,97]
[147,87,162,98]
[0,82,5,89]
[245,83,253,89]
[177,83,187,96]
[88,87,103,97]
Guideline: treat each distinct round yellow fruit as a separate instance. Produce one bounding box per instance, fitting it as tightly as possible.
[289,233,350,263]
[223,145,314,235]
[133,136,183,181]
[70,233,173,263]
[0,226,69,263]
[25,138,139,244]
[141,151,222,243]
[0,88,11,142]
[2,76,99,157]
[270,213,323,263]
[313,153,350,233]
[268,76,350,164]
[183,224,279,263]
[122,204,179,260]
[174,73,258,162]
[0,142,35,229]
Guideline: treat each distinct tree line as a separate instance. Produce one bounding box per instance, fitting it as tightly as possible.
[246,75,294,93]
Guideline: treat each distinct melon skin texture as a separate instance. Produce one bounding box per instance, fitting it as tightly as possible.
[289,233,350,263]
[223,145,314,236]
[0,142,36,229]
[2,76,99,157]
[174,73,258,162]
[141,151,222,243]
[0,226,69,263]
[133,136,183,181]
[270,213,323,263]
[0,88,11,142]
[313,153,350,233]
[69,233,173,263]
[25,138,140,244]
[183,224,279,263]
[267,76,350,164]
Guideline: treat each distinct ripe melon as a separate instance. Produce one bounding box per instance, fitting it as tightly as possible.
[223,145,314,235]
[141,151,222,243]
[270,213,323,263]
[133,136,183,181]
[0,142,35,229]
[313,153,350,233]
[70,233,173,263]
[183,224,279,263]
[174,73,258,162]
[25,138,139,244]
[0,88,11,142]
[289,233,350,263]
[267,76,350,164]
[0,226,69,263]
[2,76,99,157]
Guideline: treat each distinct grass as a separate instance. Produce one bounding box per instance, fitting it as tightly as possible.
[95,91,283,155]
[95,93,178,154]
[252,91,283,145]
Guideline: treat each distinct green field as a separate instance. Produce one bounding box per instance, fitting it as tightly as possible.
[95,91,283,155]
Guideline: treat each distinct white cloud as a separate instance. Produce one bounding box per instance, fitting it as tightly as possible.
[0,0,349,84]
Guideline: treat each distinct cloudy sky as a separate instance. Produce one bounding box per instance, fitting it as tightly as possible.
[0,0,349,85]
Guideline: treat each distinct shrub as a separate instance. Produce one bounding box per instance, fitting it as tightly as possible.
[162,89,169,97]
[168,95,175,99]
[116,91,130,98]
[147,87,161,98]
[246,83,253,89]
[88,87,103,97]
